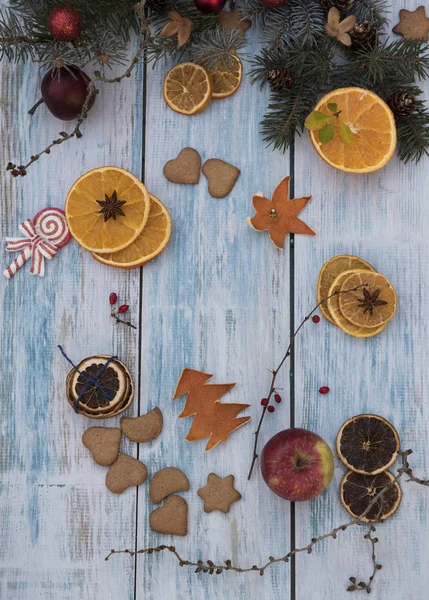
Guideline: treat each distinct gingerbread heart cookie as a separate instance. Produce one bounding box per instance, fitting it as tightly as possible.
[120,407,163,443]
[164,148,201,184]
[149,495,188,536]
[82,426,121,466]
[106,454,148,494]
[202,159,240,198]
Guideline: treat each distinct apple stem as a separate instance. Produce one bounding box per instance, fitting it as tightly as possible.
[28,98,44,116]
[247,283,370,480]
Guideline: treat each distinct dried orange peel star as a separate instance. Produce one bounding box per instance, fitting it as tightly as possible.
[247,177,315,249]
[173,368,250,451]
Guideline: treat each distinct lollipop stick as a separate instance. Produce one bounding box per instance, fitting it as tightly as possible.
[3,247,31,279]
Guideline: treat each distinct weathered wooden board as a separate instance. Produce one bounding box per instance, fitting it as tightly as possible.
[3,2,429,599]
[0,42,143,599]
[136,31,292,600]
[293,1,429,598]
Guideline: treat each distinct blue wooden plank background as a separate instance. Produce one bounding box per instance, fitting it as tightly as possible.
[1,2,429,599]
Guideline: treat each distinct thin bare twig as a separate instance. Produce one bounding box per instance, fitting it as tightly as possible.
[107,449,423,592]
[7,18,151,176]
[247,283,369,480]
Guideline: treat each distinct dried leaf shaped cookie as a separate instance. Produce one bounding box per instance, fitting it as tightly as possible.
[247,177,315,249]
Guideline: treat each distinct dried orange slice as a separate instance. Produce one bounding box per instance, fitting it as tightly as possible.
[317,255,376,324]
[336,414,400,475]
[327,270,387,338]
[340,470,402,522]
[338,271,397,329]
[92,194,172,269]
[309,87,397,173]
[163,62,212,115]
[208,56,243,99]
[65,167,150,254]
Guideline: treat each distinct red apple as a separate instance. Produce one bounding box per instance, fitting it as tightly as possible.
[260,428,334,501]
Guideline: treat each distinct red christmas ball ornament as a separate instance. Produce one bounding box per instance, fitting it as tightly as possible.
[262,0,289,7]
[48,6,82,42]
[194,0,227,14]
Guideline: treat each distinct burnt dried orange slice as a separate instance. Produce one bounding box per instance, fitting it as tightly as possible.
[336,414,400,475]
[340,470,402,522]
[66,355,134,419]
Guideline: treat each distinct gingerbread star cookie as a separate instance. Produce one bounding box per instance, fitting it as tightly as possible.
[393,6,429,41]
[246,177,315,249]
[197,473,242,513]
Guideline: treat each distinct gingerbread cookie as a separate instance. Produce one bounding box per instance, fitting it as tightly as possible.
[149,467,190,504]
[120,407,163,443]
[106,454,148,494]
[149,495,188,536]
[202,159,240,198]
[82,426,121,466]
[393,6,429,41]
[197,473,241,513]
[163,148,201,184]
[218,9,251,33]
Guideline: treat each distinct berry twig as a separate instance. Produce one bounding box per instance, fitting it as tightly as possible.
[109,292,137,330]
[106,450,428,593]
[247,283,368,480]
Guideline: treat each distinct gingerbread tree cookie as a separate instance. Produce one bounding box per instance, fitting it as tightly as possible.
[247,177,315,249]
[173,368,250,451]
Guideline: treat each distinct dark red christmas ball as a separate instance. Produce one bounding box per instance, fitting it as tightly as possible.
[194,0,227,14]
[41,66,95,121]
[262,0,288,7]
[48,6,82,41]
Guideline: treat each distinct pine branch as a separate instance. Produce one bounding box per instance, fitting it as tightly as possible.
[337,40,429,89]
[347,0,389,28]
[396,96,429,164]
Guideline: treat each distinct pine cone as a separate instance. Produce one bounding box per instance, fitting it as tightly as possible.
[267,68,293,92]
[388,91,417,117]
[349,22,378,51]
[320,0,354,12]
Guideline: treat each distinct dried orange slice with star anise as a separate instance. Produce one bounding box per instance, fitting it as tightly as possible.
[65,167,150,254]
[338,271,397,329]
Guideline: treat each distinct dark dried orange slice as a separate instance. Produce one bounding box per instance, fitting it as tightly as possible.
[340,470,402,522]
[66,355,134,419]
[336,414,400,475]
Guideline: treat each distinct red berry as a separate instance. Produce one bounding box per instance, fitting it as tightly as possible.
[267,405,275,413]
[118,304,129,314]
[261,398,269,407]
[319,386,330,395]
[274,394,282,403]
[312,315,320,323]
[109,293,117,305]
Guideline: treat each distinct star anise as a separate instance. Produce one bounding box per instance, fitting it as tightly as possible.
[97,190,127,222]
[358,288,387,316]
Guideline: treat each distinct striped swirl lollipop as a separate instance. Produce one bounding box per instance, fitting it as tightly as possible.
[4,207,71,279]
